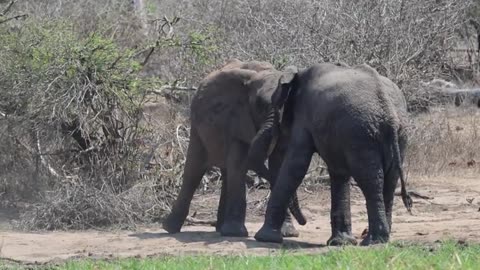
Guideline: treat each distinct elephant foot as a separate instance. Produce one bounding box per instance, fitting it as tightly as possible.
[220,222,248,237]
[360,233,388,246]
[281,222,299,238]
[327,232,358,246]
[254,225,283,243]
[162,215,183,234]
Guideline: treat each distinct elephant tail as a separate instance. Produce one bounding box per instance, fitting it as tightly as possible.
[361,63,413,213]
[392,129,413,213]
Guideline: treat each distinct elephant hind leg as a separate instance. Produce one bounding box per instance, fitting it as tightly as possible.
[326,172,357,246]
[216,168,227,232]
[383,167,399,231]
[220,139,249,237]
[162,128,208,234]
[349,152,389,246]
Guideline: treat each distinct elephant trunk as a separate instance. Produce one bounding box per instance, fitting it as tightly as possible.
[248,108,306,225]
[248,108,278,166]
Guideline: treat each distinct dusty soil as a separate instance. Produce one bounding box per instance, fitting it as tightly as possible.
[1,174,480,264]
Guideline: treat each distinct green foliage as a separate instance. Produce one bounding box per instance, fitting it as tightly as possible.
[39,241,480,270]
[0,17,165,227]
[0,19,155,122]
[145,0,158,15]
[185,27,219,67]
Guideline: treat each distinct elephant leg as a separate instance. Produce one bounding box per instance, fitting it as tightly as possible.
[350,151,389,246]
[384,133,406,230]
[220,140,249,237]
[326,172,357,246]
[268,145,299,238]
[216,168,227,232]
[383,168,399,231]
[255,128,314,243]
[162,129,207,234]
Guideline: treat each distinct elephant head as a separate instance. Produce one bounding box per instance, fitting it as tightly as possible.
[247,68,299,173]
[245,67,306,225]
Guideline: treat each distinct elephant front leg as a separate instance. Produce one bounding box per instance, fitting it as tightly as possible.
[220,140,249,237]
[162,130,207,234]
[255,129,314,243]
[326,173,357,246]
[269,146,299,238]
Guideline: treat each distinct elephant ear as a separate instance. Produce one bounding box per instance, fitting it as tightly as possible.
[271,70,298,111]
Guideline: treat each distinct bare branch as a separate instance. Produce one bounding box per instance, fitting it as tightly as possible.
[151,85,197,93]
[35,130,62,178]
[0,0,16,16]
[0,13,27,25]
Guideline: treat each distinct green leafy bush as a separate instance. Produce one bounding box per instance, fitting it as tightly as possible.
[0,18,169,229]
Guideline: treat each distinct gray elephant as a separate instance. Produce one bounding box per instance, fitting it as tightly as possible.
[249,62,412,246]
[162,59,306,237]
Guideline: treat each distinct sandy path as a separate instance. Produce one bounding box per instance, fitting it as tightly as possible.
[1,174,479,264]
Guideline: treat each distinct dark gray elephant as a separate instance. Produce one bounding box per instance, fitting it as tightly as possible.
[162,59,306,237]
[250,62,413,246]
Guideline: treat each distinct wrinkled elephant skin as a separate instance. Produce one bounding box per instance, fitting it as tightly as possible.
[252,62,412,246]
[162,59,306,238]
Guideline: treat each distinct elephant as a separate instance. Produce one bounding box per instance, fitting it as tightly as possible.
[250,62,413,246]
[162,59,306,237]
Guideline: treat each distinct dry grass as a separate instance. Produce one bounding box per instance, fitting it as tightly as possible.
[407,107,480,176]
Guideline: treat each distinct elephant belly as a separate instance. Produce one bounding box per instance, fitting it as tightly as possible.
[310,115,378,176]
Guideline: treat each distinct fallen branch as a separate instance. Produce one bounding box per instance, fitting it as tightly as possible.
[185,216,216,227]
[395,190,433,200]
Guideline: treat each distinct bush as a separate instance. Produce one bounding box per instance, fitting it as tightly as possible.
[0,17,167,229]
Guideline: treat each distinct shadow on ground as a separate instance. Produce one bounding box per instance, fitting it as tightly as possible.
[128,231,326,250]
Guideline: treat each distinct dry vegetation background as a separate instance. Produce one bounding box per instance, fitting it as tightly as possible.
[0,0,479,230]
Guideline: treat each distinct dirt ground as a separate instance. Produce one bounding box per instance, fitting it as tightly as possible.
[1,173,479,264]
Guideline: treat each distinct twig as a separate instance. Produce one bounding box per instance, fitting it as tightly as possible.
[141,140,160,173]
[140,45,157,67]
[175,124,188,157]
[1,0,16,16]
[395,190,433,200]
[35,129,62,178]
[185,216,216,226]
[138,16,179,68]
[0,14,27,25]
[149,85,198,94]
[159,16,179,39]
